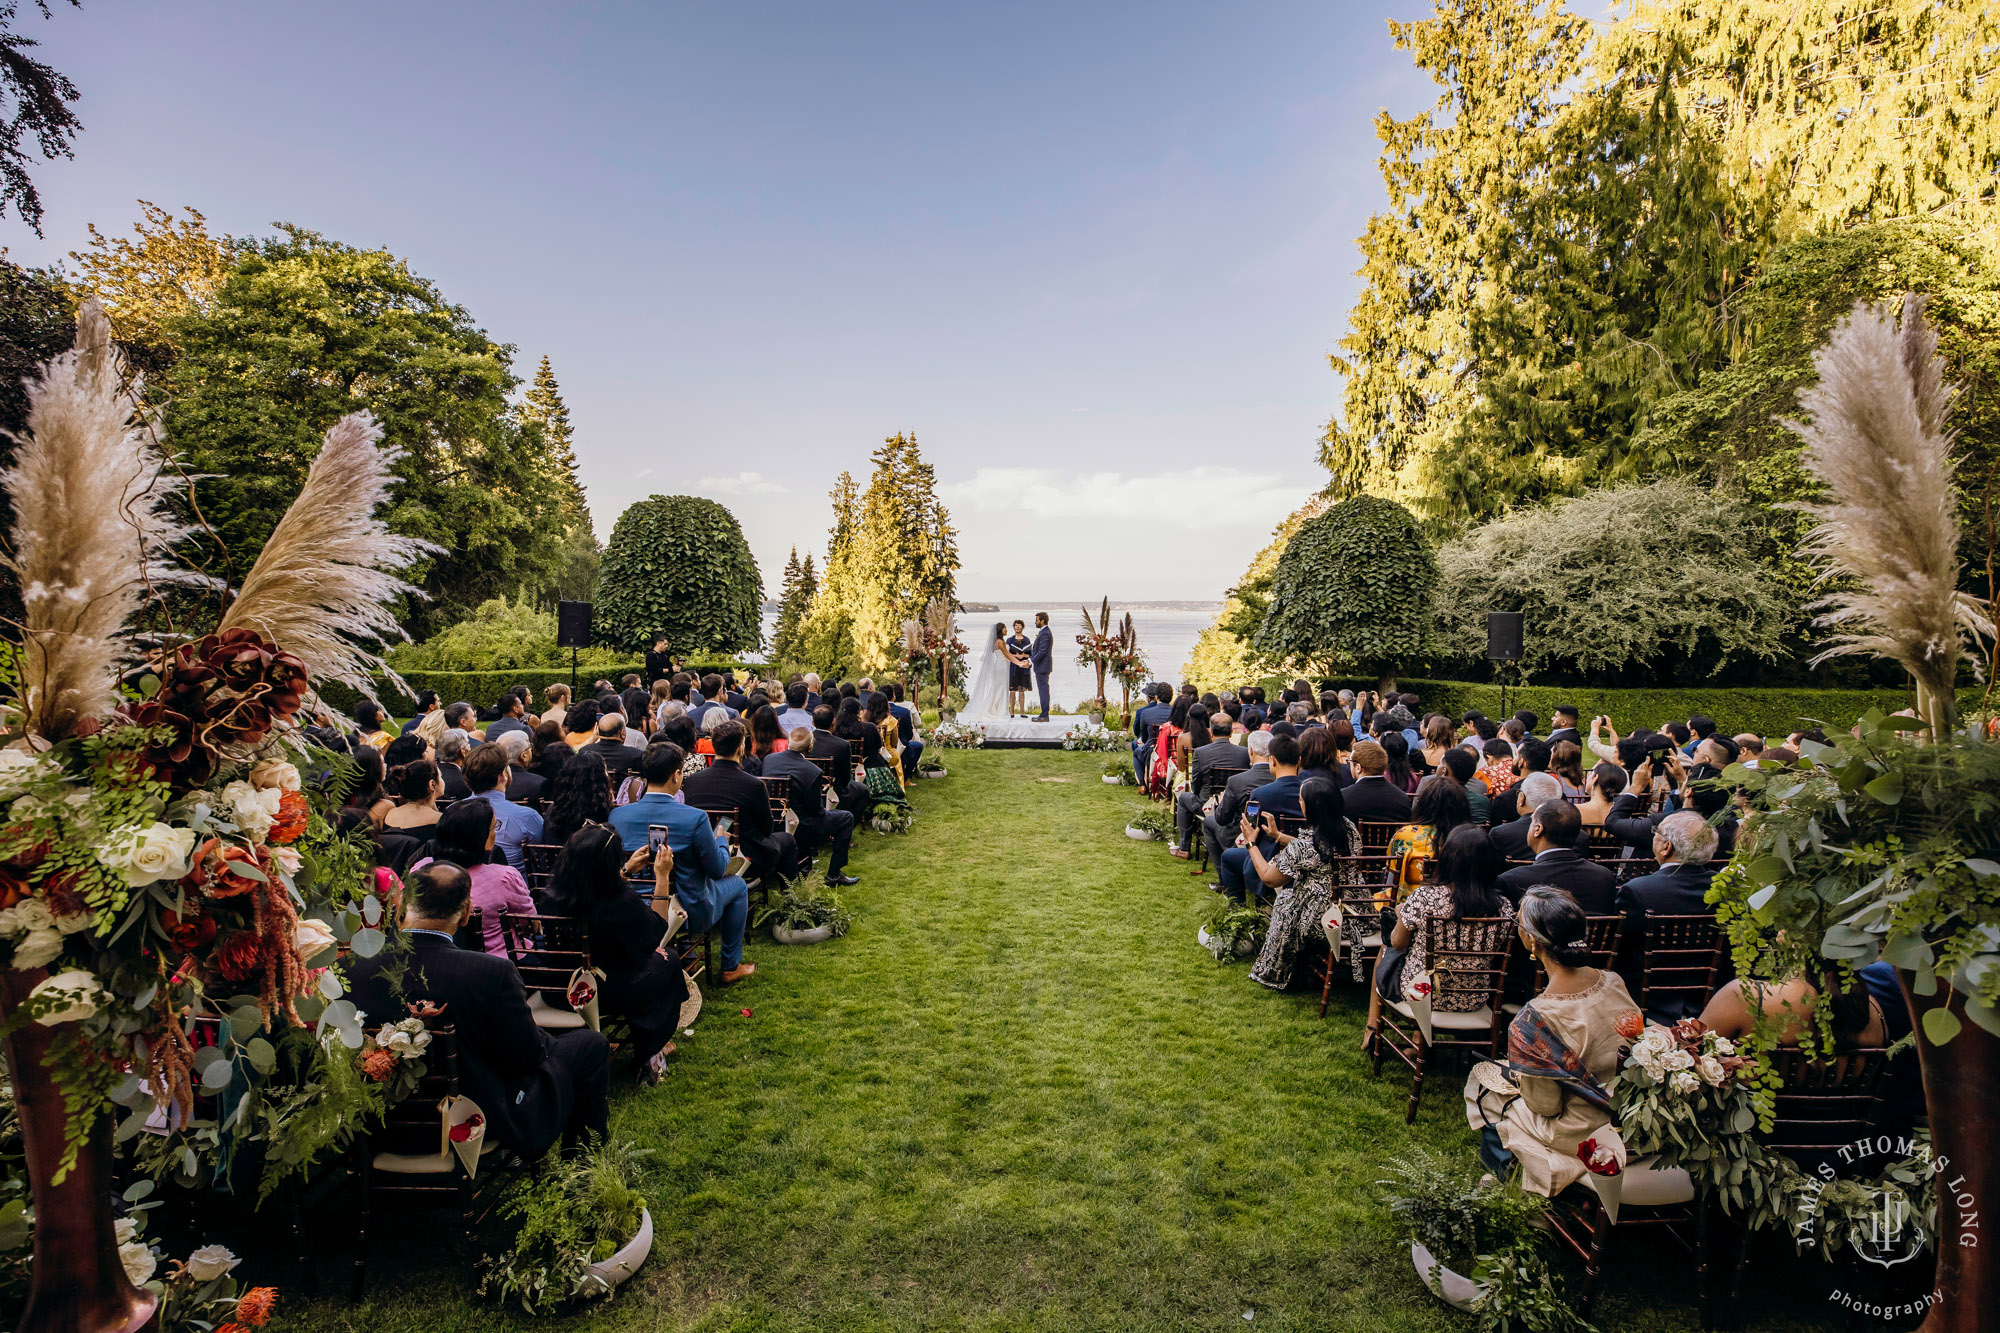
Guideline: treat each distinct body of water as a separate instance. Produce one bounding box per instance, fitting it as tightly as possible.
[758,602,1220,710]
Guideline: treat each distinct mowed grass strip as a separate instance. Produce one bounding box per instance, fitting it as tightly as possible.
[307,749,1859,1332]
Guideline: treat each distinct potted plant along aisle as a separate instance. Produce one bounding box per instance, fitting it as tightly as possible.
[1198,898,1264,961]
[1123,804,1171,841]
[1709,296,2000,1333]
[480,1140,653,1313]
[754,880,853,946]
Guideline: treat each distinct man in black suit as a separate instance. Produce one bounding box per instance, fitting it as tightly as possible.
[1029,613,1054,720]
[1545,705,1581,748]
[1174,725,1250,858]
[1131,683,1174,786]
[769,724,859,886]
[809,704,870,814]
[580,711,645,788]
[436,729,474,800]
[1616,810,1718,925]
[684,719,797,885]
[492,731,545,804]
[1201,731,1273,873]
[344,862,609,1157]
[1498,798,1618,913]
[1339,739,1413,825]
[1490,774,1566,860]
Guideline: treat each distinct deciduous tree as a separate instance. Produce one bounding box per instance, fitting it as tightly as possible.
[595,494,762,656]
[1255,496,1434,690]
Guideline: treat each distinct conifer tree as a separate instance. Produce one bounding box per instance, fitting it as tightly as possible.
[797,471,861,674]
[519,355,600,606]
[771,546,819,666]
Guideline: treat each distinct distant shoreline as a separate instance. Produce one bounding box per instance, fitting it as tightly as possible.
[960,600,1221,613]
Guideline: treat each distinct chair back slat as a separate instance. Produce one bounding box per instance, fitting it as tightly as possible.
[1637,914,1724,1016]
[1610,857,1660,883]
[758,774,791,823]
[372,1023,462,1151]
[521,843,564,889]
[1763,1047,1890,1163]
[1422,914,1516,1015]
[1357,821,1401,852]
[809,755,836,781]
[497,911,592,1002]
[1584,825,1624,856]
[1528,915,1622,991]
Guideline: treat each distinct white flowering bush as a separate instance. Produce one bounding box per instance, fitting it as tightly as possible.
[1060,722,1124,752]
[930,720,985,750]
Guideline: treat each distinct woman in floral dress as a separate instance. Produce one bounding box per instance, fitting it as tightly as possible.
[1245,778,1360,989]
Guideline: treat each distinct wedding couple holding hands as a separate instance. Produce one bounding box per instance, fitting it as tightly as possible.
[963,613,1053,723]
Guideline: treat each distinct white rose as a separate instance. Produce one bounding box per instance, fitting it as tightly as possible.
[125,823,196,887]
[269,846,303,878]
[0,906,20,937]
[1712,1036,1735,1056]
[1670,1069,1700,1097]
[0,748,47,801]
[1664,1047,1695,1072]
[29,969,103,1024]
[114,1216,138,1245]
[248,760,301,793]
[54,911,92,935]
[220,781,281,842]
[14,899,53,932]
[1696,1055,1726,1087]
[118,1240,156,1286]
[295,918,336,958]
[11,928,64,970]
[183,1244,239,1282]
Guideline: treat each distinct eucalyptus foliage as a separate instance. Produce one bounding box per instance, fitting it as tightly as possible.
[595,494,763,656]
[1255,495,1434,681]
[1430,480,1794,683]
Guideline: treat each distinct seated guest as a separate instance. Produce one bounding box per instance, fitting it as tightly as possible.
[776,682,816,737]
[1419,714,1456,775]
[353,700,394,752]
[560,698,601,754]
[1218,733,1304,903]
[581,709,646,787]
[1477,738,1518,803]
[411,799,535,955]
[863,692,906,791]
[810,704,870,814]
[495,731,546,804]
[1490,773,1564,859]
[540,682,571,727]
[1498,799,1617,912]
[1700,962,1890,1050]
[465,742,544,869]
[1546,706,1582,747]
[486,691,534,744]
[1341,739,1413,825]
[541,753,612,847]
[436,728,474,800]
[340,747,392,834]
[399,689,441,736]
[544,825,690,1084]
[768,726,860,887]
[345,862,610,1156]
[1379,730,1418,795]
[683,719,798,886]
[1549,740,1587,799]
[743,703,787,774]
[1384,771,1473,897]
[656,701,698,754]
[1296,723,1344,789]
[1576,762,1625,828]
[1245,777,1360,989]
[1203,730,1274,870]
[1440,747,1488,824]
[1175,711,1249,860]
[1367,824,1514,1042]
[1463,886,1639,1197]
[1490,738,1552,823]
[886,683,923,777]
[620,687,653,740]
[382,759,446,836]
[612,741,756,986]
[1615,811,1718,926]
[383,731,432,771]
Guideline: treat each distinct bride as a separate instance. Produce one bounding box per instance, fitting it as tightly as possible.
[961,621,1028,723]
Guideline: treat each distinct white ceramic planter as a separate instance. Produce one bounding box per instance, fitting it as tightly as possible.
[1124,825,1157,840]
[1411,1241,1485,1311]
[1102,774,1125,785]
[920,767,947,779]
[1197,925,1260,958]
[772,921,836,945]
[577,1206,652,1297]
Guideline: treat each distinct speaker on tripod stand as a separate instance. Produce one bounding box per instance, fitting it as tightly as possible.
[1487,612,1523,720]
[557,601,592,695]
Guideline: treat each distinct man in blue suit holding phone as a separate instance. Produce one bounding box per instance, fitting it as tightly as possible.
[1030,612,1054,721]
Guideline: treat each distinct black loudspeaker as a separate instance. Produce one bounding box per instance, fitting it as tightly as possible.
[1486,612,1524,661]
[556,601,593,649]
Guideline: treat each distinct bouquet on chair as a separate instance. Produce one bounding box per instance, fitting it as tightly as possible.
[1608,1017,1765,1208]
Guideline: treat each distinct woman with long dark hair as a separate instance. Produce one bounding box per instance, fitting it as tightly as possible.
[412,800,534,955]
[1245,777,1361,989]
[1380,729,1417,794]
[353,699,392,752]
[541,752,612,847]
[745,702,785,773]
[1366,824,1516,1042]
[543,824,689,1084]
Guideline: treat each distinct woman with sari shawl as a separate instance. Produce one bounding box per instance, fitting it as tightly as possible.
[1464,886,1642,1197]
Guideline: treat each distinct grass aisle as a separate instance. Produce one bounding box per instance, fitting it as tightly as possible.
[335,750,1848,1332]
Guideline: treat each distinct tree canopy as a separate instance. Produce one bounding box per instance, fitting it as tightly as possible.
[0,0,82,235]
[161,225,571,637]
[518,354,600,608]
[595,494,763,656]
[1255,495,1434,684]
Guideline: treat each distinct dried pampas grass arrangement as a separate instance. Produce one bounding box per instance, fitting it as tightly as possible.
[1787,293,1994,734]
[218,411,437,703]
[1,300,203,741]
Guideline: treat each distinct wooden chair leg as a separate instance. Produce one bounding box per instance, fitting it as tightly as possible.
[1317,949,1336,1018]
[1576,1198,1608,1319]
[1404,1036,1430,1125]
[1695,1185,1712,1331]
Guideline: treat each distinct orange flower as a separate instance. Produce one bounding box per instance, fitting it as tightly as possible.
[233,1286,278,1326]
[185,839,269,898]
[1615,1011,1645,1041]
[267,791,309,845]
[358,1047,397,1083]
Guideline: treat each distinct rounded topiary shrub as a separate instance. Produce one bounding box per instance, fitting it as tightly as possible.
[1255,494,1434,681]
[596,495,763,655]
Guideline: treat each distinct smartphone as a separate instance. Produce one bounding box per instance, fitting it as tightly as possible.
[645,824,669,878]
[1244,800,1260,822]
[713,815,734,836]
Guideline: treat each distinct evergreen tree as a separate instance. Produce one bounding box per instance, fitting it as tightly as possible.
[771,546,819,666]
[797,472,861,674]
[518,354,600,606]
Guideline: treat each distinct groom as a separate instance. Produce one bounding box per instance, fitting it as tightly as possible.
[1030,612,1053,721]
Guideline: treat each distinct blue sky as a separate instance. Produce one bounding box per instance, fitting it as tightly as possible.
[6,1,1439,601]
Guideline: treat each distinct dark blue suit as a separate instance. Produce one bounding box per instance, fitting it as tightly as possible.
[1219,773,1304,902]
[1030,625,1053,719]
[1131,700,1172,784]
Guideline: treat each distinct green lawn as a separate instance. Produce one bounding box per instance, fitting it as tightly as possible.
[302,749,1863,1332]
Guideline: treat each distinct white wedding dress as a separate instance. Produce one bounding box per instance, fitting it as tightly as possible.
[961,634,1013,723]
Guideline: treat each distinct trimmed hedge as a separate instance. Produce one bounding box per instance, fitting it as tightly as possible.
[317,661,768,720]
[1274,675,1930,741]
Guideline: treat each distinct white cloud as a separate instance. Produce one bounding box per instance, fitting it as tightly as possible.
[940,466,1316,531]
[694,471,788,496]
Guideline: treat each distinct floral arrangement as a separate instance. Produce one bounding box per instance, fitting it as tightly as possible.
[929,720,985,750]
[903,599,967,711]
[1073,596,1130,710]
[0,304,432,1306]
[1061,722,1124,752]
[1609,1016,1766,1211]
[480,1138,651,1314]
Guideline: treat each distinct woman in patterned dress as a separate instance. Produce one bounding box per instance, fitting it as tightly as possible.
[1245,777,1361,989]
